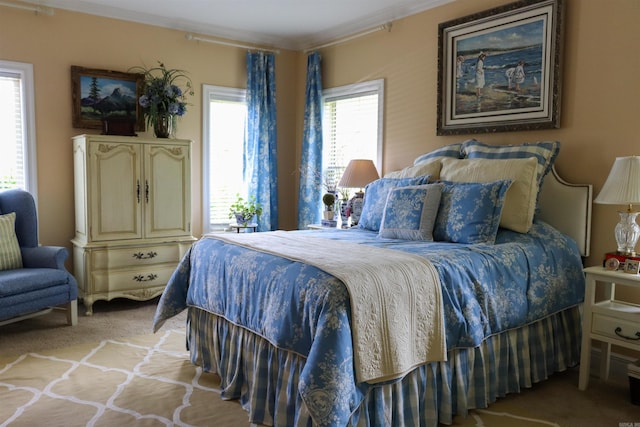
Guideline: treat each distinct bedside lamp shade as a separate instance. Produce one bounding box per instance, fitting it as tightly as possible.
[338,159,379,227]
[338,159,380,191]
[594,156,640,255]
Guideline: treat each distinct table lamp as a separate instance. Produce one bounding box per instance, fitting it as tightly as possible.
[594,156,640,256]
[338,159,380,225]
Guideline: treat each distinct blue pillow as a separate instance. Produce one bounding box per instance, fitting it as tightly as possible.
[358,175,431,232]
[413,141,470,165]
[433,180,512,244]
[461,140,560,187]
[378,184,443,240]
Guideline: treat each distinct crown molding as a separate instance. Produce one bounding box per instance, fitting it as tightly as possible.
[21,0,454,51]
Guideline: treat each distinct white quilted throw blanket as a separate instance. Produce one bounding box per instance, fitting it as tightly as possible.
[206,231,446,384]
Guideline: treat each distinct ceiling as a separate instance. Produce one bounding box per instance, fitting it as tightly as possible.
[22,0,453,50]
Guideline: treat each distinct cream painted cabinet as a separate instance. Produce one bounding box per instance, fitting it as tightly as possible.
[72,134,195,315]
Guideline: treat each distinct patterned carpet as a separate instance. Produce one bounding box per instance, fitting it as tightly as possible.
[0,329,248,426]
[0,328,637,426]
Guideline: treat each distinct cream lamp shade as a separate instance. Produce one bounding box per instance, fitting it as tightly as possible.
[338,159,380,191]
[594,156,640,255]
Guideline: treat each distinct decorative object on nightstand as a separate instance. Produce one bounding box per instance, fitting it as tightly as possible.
[338,159,380,226]
[594,156,640,256]
[322,192,336,221]
[229,194,263,226]
[579,266,640,391]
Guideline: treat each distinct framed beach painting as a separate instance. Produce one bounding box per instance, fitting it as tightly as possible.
[436,0,564,135]
[71,66,145,133]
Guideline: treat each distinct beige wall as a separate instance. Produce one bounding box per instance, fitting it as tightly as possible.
[0,7,301,261]
[312,0,640,275]
[1,0,639,278]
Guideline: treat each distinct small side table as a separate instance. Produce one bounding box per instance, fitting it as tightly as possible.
[579,266,640,390]
[229,223,258,233]
[307,224,350,230]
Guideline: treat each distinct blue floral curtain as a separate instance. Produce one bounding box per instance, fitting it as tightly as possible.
[297,51,323,229]
[245,51,278,231]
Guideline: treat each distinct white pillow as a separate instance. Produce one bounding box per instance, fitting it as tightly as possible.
[385,159,442,180]
[439,157,539,233]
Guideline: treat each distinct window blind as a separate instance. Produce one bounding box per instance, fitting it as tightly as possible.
[322,92,379,190]
[0,73,24,190]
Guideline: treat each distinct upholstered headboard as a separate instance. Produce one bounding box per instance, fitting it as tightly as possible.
[537,166,592,257]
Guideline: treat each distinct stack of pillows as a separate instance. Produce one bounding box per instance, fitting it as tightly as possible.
[359,139,560,244]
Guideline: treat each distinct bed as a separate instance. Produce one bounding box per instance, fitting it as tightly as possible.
[154,140,592,426]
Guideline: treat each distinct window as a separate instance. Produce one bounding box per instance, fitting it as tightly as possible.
[0,60,37,195]
[322,79,384,191]
[202,85,247,233]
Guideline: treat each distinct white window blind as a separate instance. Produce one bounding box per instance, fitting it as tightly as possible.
[0,61,36,195]
[202,85,247,233]
[322,79,384,192]
[0,73,25,189]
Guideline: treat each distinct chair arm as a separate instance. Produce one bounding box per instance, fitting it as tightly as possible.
[21,246,69,270]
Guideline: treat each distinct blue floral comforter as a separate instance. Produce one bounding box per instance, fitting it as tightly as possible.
[153,220,585,426]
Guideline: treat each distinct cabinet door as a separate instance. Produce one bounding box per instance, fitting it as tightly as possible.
[89,142,143,241]
[144,143,191,238]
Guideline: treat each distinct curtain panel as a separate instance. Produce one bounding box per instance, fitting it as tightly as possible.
[245,52,278,232]
[297,51,323,229]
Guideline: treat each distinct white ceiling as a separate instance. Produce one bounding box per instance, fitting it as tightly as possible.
[24,0,453,50]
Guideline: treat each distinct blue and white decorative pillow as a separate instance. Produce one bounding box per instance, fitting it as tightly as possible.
[433,180,512,244]
[358,175,431,232]
[461,140,560,187]
[378,183,443,240]
[412,141,472,165]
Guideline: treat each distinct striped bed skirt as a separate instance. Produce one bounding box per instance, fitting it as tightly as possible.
[186,305,582,426]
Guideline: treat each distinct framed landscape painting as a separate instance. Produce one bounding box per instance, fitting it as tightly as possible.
[71,66,145,132]
[436,0,564,135]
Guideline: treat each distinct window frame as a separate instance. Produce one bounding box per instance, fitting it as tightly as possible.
[0,60,37,197]
[201,84,246,234]
[322,78,385,172]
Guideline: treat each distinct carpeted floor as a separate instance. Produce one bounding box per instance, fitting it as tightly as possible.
[1,299,639,426]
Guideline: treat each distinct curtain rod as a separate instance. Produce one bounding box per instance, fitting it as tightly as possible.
[185,33,280,54]
[304,22,392,53]
[0,0,54,15]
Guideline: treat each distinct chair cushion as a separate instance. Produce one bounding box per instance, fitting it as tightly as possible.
[0,268,72,297]
[0,212,22,270]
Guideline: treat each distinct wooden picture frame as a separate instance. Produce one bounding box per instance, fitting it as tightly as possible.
[436,0,564,135]
[71,66,145,133]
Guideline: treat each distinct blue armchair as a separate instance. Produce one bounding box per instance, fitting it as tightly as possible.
[0,189,78,326]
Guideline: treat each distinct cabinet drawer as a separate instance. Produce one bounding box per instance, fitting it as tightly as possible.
[91,264,176,293]
[592,313,640,343]
[91,244,183,269]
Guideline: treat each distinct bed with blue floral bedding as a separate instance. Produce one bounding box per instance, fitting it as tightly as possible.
[153,141,592,426]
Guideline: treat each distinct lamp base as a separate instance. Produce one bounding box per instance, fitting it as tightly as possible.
[615,210,640,256]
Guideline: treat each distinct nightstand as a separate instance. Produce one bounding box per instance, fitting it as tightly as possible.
[307,224,350,230]
[579,266,640,390]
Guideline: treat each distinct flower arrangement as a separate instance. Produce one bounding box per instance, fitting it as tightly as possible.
[229,194,263,226]
[129,61,193,137]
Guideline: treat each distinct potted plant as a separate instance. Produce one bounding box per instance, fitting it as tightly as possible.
[229,194,263,226]
[322,192,336,220]
[129,61,193,138]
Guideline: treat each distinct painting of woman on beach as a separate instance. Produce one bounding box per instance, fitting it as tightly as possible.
[437,0,563,135]
[454,20,544,116]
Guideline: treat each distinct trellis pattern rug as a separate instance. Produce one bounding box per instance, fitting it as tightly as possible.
[0,328,604,426]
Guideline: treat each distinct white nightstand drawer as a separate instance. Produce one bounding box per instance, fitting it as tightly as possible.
[592,313,640,342]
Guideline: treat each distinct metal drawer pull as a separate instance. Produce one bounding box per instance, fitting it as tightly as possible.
[614,327,640,340]
[133,273,158,282]
[132,251,158,259]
